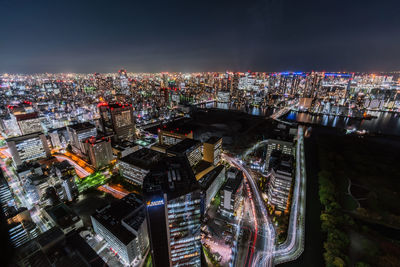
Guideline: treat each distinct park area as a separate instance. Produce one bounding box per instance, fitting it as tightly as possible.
[317,133,400,267]
[75,171,107,193]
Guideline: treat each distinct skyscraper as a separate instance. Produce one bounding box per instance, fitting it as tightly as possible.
[98,102,136,142]
[143,156,202,267]
[7,132,51,167]
[67,122,97,155]
[85,136,113,168]
[15,112,43,135]
[202,136,222,166]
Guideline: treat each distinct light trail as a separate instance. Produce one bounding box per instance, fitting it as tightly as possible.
[223,154,275,267]
[273,127,306,264]
[98,184,128,199]
[53,154,91,177]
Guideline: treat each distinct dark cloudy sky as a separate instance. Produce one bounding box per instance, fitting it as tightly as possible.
[1,0,399,73]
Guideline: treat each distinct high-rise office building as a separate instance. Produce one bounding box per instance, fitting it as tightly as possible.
[8,221,40,248]
[118,148,165,186]
[265,139,293,170]
[91,194,149,266]
[85,136,113,168]
[220,167,243,217]
[99,102,136,142]
[203,136,222,165]
[48,127,69,149]
[157,126,193,146]
[15,112,43,135]
[67,122,97,155]
[166,138,202,167]
[143,156,202,267]
[198,165,226,210]
[267,155,293,212]
[7,132,50,167]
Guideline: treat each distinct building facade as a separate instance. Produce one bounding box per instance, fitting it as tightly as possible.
[7,132,50,167]
[118,148,164,186]
[99,103,136,142]
[85,136,113,168]
[143,156,202,267]
[203,136,222,166]
[67,122,97,155]
[91,194,149,265]
[220,168,243,217]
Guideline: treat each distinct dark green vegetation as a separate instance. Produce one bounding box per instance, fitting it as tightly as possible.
[144,253,152,267]
[274,214,289,244]
[318,134,400,267]
[202,245,221,267]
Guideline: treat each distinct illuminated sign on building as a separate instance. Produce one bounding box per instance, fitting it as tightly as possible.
[147,199,164,207]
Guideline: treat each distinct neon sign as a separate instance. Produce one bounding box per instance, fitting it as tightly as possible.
[147,199,164,207]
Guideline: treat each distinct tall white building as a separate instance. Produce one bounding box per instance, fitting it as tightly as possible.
[91,194,149,266]
[7,132,50,167]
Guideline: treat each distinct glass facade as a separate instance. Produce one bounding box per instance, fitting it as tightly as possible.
[167,191,202,266]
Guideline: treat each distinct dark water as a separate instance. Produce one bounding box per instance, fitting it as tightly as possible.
[284,111,400,136]
[200,102,274,117]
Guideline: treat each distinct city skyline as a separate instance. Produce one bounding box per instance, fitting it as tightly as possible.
[1,1,400,266]
[1,0,400,73]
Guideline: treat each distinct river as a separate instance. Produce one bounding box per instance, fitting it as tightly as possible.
[283,110,400,136]
[199,102,275,117]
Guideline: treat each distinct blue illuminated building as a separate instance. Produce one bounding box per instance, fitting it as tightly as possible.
[143,156,202,267]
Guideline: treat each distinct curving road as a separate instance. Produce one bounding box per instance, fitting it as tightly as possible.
[273,127,306,264]
[53,154,92,177]
[223,154,275,267]
[224,125,306,267]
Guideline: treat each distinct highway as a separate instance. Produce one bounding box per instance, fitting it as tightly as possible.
[53,153,92,177]
[273,127,306,264]
[223,154,275,267]
[224,125,306,266]
[98,184,128,199]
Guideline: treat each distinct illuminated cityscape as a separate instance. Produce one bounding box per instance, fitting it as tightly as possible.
[1,1,400,267]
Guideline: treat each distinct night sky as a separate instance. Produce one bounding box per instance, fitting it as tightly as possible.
[1,0,400,73]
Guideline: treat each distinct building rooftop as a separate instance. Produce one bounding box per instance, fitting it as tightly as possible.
[198,165,225,190]
[119,148,165,170]
[91,193,144,245]
[223,170,243,193]
[193,160,213,174]
[98,102,133,110]
[35,227,64,249]
[158,121,194,135]
[84,135,111,145]
[52,160,73,172]
[44,203,80,230]
[166,138,201,155]
[6,132,43,142]
[15,112,39,121]
[143,156,200,201]
[67,122,95,132]
[205,136,222,145]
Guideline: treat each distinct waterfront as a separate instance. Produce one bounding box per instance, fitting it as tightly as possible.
[283,111,400,136]
[200,101,275,117]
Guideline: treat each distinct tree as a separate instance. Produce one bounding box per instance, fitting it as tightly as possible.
[355,262,370,267]
[332,257,346,267]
